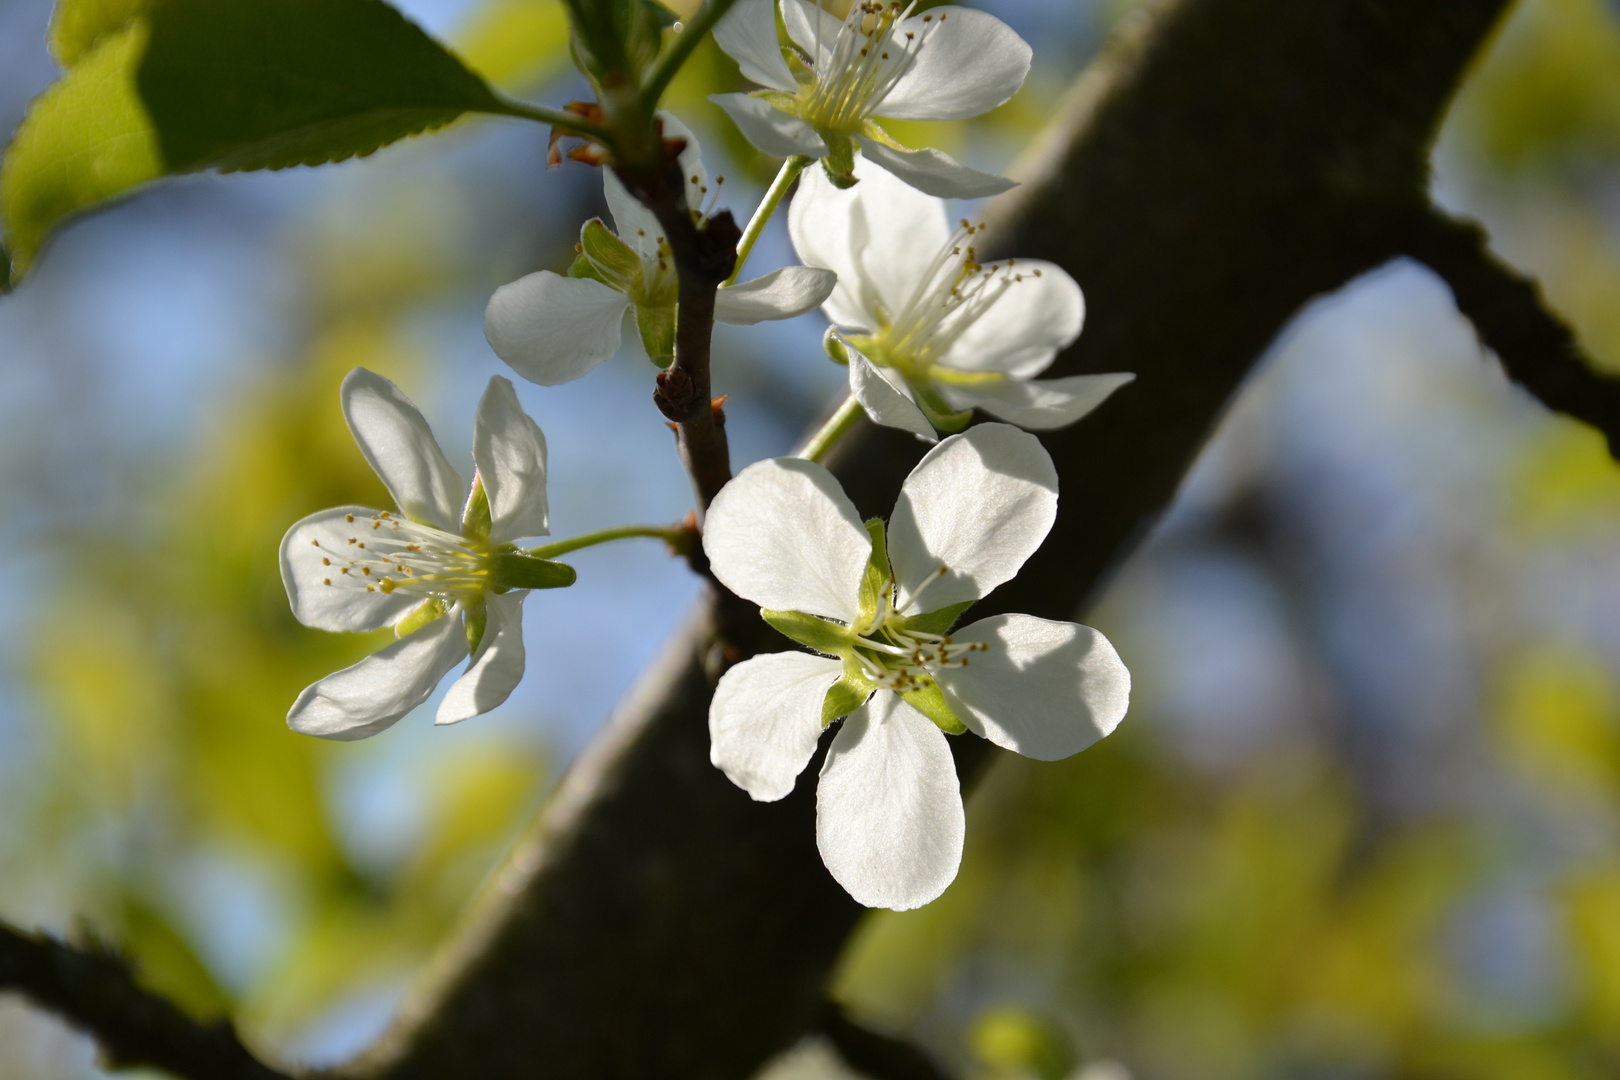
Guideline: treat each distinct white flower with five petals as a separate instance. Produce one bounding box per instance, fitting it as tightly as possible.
[280,368,573,740]
[703,423,1130,909]
[711,0,1030,197]
[790,162,1134,438]
[485,114,837,385]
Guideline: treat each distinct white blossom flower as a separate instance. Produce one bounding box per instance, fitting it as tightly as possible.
[703,423,1131,909]
[789,162,1134,439]
[280,368,574,740]
[711,0,1030,197]
[485,114,837,385]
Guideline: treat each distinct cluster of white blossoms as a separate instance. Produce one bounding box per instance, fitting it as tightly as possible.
[484,117,837,386]
[279,0,1134,911]
[712,0,1030,197]
[704,424,1129,909]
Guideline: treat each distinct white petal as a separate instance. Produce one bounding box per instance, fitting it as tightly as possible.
[704,456,870,622]
[857,138,1016,199]
[714,266,838,325]
[473,376,549,542]
[280,506,420,632]
[816,693,964,910]
[485,271,629,387]
[710,651,845,801]
[714,0,797,91]
[709,92,828,158]
[661,111,709,213]
[940,373,1133,431]
[887,422,1057,611]
[340,368,465,532]
[287,610,468,741]
[849,348,935,441]
[437,592,527,726]
[936,260,1084,378]
[878,8,1031,121]
[603,170,665,263]
[780,0,844,69]
[789,162,948,331]
[936,614,1130,760]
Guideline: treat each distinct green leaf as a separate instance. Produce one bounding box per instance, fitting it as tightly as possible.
[901,676,967,735]
[1,23,164,281]
[762,609,853,656]
[4,0,520,281]
[136,0,507,173]
[492,553,578,591]
[901,600,974,637]
[822,673,872,725]
[50,0,149,65]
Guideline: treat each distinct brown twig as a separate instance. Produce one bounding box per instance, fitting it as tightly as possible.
[0,918,295,1080]
[1404,206,1620,459]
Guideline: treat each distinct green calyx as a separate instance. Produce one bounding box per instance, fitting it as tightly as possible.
[578,217,641,292]
[763,608,854,656]
[901,676,967,735]
[856,517,890,633]
[461,474,492,542]
[492,552,578,592]
[463,597,488,654]
[822,326,850,366]
[822,668,873,726]
[636,301,676,368]
[822,134,858,189]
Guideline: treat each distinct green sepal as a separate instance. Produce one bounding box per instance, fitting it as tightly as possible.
[899,600,974,637]
[579,217,641,291]
[461,473,492,542]
[822,326,850,366]
[911,378,972,434]
[902,676,967,735]
[636,301,676,369]
[822,134,858,188]
[856,517,890,632]
[822,673,873,726]
[568,251,611,285]
[762,609,853,656]
[396,598,448,639]
[492,552,577,591]
[463,597,488,654]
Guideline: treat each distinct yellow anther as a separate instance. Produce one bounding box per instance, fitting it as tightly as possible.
[346,514,355,522]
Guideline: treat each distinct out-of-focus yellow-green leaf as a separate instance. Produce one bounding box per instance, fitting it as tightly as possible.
[118,897,234,1017]
[0,22,162,280]
[454,0,572,93]
[49,0,151,65]
[1459,0,1620,171]
[1493,645,1620,798]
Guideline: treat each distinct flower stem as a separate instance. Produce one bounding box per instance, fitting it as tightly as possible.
[725,155,811,286]
[490,97,611,140]
[642,0,741,107]
[799,393,865,463]
[527,525,690,560]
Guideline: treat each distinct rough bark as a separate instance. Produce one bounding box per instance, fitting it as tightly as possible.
[334,2,1523,1078]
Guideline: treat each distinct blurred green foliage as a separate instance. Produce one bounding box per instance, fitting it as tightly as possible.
[4,0,1620,1077]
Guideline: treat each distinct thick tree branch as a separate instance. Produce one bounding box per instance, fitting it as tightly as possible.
[0,919,293,1080]
[1404,206,1620,458]
[335,2,1525,1078]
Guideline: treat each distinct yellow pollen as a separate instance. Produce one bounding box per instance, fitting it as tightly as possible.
[346,514,354,522]
[322,557,330,565]
[361,567,370,576]
[379,579,396,594]
[324,578,331,585]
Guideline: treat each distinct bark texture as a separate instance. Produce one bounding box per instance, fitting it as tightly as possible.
[338,2,1522,1078]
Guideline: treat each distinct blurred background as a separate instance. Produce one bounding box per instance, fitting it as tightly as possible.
[2,0,1619,1076]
